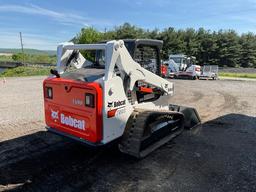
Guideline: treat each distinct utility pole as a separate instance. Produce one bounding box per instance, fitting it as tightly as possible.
[19,32,25,65]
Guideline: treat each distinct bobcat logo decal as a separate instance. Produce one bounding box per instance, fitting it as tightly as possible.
[51,109,59,120]
[108,102,113,107]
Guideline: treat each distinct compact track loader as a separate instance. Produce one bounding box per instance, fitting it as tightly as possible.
[43,39,200,158]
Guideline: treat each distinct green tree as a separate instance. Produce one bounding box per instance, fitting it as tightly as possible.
[159,27,185,59]
[73,23,256,68]
[74,27,103,61]
[216,30,241,67]
[183,28,198,57]
[240,33,256,67]
[115,23,146,39]
[75,27,102,44]
[196,28,218,65]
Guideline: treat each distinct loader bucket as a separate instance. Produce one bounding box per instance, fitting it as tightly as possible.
[169,104,201,129]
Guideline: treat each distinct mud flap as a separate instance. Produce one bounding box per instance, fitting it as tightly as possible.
[169,104,201,129]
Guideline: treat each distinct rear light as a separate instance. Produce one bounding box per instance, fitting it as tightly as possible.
[46,87,53,99]
[85,93,95,108]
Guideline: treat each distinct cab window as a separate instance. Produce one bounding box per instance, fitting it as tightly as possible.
[134,45,158,74]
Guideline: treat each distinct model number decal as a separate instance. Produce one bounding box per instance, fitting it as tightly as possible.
[116,107,126,116]
[73,98,83,106]
[107,100,126,118]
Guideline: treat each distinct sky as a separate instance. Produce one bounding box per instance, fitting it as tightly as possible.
[0,0,256,50]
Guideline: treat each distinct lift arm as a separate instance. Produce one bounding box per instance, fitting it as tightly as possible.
[106,40,174,96]
[56,40,174,96]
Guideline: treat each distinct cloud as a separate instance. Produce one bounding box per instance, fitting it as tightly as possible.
[0,4,110,26]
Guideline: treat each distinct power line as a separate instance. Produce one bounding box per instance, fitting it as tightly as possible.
[19,32,25,65]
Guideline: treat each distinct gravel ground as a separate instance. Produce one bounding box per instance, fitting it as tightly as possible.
[0,77,256,191]
[0,76,45,142]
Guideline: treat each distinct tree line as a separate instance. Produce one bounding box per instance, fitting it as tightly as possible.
[74,23,256,68]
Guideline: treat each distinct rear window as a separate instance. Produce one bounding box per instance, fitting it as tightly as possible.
[186,66,194,72]
[134,45,158,74]
[63,50,105,75]
[171,58,182,64]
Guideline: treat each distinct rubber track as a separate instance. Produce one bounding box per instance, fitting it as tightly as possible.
[119,109,184,158]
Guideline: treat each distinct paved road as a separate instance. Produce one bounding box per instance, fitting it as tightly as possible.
[0,77,256,191]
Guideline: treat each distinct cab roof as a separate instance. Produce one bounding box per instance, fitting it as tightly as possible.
[99,39,163,49]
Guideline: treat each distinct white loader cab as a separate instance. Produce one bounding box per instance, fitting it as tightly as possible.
[169,54,188,71]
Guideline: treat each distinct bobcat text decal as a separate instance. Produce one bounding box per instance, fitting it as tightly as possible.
[107,100,126,118]
[107,100,126,108]
[51,110,85,130]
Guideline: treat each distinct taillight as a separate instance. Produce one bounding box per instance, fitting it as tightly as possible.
[46,87,53,99]
[85,93,95,108]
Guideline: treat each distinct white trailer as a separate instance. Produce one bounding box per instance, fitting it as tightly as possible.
[199,65,218,80]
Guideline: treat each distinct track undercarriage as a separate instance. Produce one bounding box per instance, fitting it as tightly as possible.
[119,106,201,158]
[119,108,200,158]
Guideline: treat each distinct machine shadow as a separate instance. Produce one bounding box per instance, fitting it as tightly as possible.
[0,130,127,191]
[0,113,255,191]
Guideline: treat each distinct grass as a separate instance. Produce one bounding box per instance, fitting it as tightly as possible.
[0,55,13,62]
[0,66,52,77]
[219,72,256,79]
[0,48,56,55]
[0,54,57,64]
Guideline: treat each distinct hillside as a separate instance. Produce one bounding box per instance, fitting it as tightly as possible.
[0,48,56,55]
